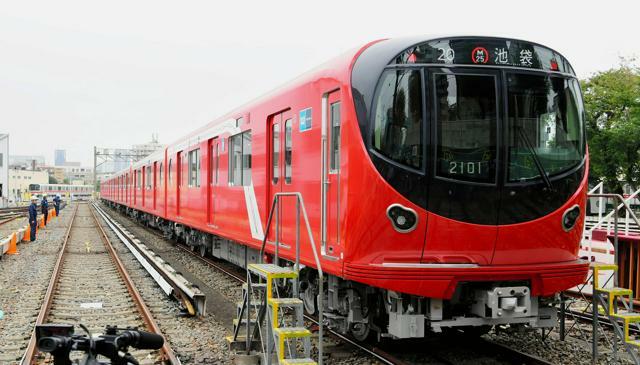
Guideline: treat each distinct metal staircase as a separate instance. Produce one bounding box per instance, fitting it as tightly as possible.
[232,192,323,365]
[592,263,640,363]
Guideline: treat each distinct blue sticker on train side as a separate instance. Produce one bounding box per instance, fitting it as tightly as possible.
[299,108,312,132]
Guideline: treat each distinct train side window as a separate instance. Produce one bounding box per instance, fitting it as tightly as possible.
[168,159,173,184]
[329,103,341,172]
[159,163,163,186]
[230,135,241,185]
[215,143,219,185]
[210,144,214,185]
[137,169,141,189]
[242,132,252,186]
[182,156,188,186]
[272,123,280,184]
[146,165,152,189]
[372,69,423,169]
[229,130,252,186]
[188,148,201,187]
[284,119,292,183]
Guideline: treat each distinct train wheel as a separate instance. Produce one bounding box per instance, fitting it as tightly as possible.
[302,286,317,315]
[349,321,372,342]
[199,244,207,257]
[300,272,318,315]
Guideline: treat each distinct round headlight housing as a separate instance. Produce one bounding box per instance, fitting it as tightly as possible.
[562,205,581,232]
[386,204,418,233]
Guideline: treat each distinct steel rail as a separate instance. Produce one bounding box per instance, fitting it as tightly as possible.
[21,203,180,365]
[94,203,206,316]
[0,215,20,226]
[104,203,551,365]
[0,206,29,214]
[478,338,554,365]
[565,305,640,336]
[21,204,79,365]
[89,204,181,364]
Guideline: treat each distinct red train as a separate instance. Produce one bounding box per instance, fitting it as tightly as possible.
[101,36,589,339]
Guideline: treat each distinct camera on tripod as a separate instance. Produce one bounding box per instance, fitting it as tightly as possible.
[36,323,164,365]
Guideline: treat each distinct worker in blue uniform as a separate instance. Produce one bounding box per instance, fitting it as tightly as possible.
[41,193,49,226]
[29,195,38,241]
[53,194,61,216]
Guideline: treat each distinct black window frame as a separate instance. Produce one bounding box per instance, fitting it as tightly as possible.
[329,103,341,173]
[272,123,280,184]
[368,66,428,176]
[284,118,293,184]
[188,148,201,188]
[502,69,587,187]
[228,130,252,187]
[431,68,501,187]
[146,164,152,189]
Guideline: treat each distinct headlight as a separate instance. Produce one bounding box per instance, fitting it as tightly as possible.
[386,204,418,233]
[562,205,581,232]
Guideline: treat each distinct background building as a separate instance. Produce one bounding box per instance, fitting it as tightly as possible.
[54,149,66,166]
[42,166,66,184]
[131,134,164,159]
[64,166,93,185]
[94,135,165,188]
[9,155,45,170]
[0,134,8,208]
[9,168,49,204]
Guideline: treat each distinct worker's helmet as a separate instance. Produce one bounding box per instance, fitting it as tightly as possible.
[56,194,61,198]
[31,195,38,201]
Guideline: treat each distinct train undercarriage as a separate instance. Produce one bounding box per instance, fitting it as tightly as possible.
[111,201,558,341]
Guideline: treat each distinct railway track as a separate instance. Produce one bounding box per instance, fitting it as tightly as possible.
[0,206,29,215]
[21,202,179,364]
[0,214,21,226]
[100,203,553,365]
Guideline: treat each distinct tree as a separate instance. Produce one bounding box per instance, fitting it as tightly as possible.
[582,59,640,193]
[49,176,58,184]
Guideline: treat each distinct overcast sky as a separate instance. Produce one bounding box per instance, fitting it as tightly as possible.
[1,0,638,166]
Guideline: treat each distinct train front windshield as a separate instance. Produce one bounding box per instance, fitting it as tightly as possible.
[373,38,586,186]
[506,74,584,182]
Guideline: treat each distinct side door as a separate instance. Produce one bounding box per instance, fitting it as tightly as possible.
[268,110,295,249]
[153,162,157,210]
[208,137,220,226]
[324,91,342,258]
[142,166,147,207]
[176,151,183,217]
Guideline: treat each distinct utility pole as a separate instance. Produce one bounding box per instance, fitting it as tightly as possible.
[93,144,163,194]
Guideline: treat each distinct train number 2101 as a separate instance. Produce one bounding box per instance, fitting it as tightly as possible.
[449,161,483,175]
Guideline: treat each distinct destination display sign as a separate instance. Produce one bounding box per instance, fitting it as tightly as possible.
[392,38,574,74]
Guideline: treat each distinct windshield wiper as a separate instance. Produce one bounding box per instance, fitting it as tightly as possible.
[517,126,553,190]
